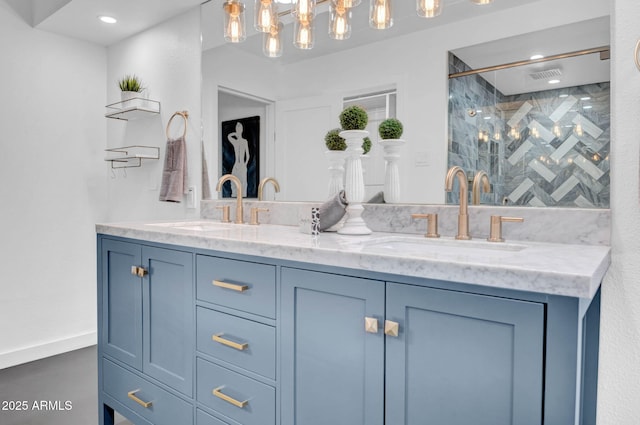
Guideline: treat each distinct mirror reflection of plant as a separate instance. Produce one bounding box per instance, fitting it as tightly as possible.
[362,136,372,154]
[339,105,368,130]
[379,118,404,139]
[118,74,144,92]
[325,128,347,150]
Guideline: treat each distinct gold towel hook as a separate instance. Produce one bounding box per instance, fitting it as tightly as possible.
[166,110,189,139]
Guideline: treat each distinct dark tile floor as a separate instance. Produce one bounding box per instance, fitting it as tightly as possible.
[0,345,131,425]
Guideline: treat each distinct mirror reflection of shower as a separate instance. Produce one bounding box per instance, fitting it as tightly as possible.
[448,27,610,208]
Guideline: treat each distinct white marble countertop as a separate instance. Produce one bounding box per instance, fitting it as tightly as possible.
[96,219,610,299]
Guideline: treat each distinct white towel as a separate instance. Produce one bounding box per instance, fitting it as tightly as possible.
[159,136,188,202]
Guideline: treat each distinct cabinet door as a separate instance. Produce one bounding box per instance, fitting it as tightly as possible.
[142,246,194,397]
[281,268,385,425]
[101,239,143,370]
[385,283,544,425]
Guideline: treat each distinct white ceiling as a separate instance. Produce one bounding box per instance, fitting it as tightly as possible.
[4,0,202,46]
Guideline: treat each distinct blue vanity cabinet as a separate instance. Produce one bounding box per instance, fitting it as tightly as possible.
[281,268,546,425]
[280,267,386,425]
[385,282,544,425]
[98,237,194,425]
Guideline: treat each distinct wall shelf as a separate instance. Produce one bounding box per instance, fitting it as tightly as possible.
[105,98,161,121]
[105,146,160,169]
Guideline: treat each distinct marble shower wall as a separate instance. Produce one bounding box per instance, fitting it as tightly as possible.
[448,54,610,208]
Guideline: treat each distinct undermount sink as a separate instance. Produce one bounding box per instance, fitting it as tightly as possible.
[146,220,236,231]
[355,236,527,260]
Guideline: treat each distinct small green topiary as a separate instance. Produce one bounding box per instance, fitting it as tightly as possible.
[325,128,347,151]
[378,118,404,139]
[118,74,144,92]
[339,105,368,130]
[362,137,372,154]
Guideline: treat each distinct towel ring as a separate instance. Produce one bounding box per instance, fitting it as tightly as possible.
[166,111,189,139]
[635,40,640,71]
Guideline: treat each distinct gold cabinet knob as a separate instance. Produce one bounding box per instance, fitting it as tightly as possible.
[130,266,148,277]
[384,320,399,337]
[365,317,379,334]
[487,215,524,242]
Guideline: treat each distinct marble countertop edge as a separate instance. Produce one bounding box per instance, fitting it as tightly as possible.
[96,221,610,300]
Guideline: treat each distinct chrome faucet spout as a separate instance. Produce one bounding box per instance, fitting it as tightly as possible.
[258,177,281,201]
[215,174,244,224]
[472,171,491,205]
[445,166,471,240]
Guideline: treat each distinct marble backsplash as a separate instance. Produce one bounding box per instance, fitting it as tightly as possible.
[201,200,610,246]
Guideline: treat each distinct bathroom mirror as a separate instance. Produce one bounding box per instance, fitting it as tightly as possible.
[201,0,610,207]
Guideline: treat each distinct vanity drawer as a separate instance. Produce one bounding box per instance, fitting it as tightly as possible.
[197,307,276,379]
[196,255,276,318]
[196,358,275,425]
[197,408,232,425]
[102,358,192,425]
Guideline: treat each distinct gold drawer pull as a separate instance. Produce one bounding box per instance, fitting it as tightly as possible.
[213,280,248,292]
[213,386,248,408]
[213,333,248,351]
[127,389,153,408]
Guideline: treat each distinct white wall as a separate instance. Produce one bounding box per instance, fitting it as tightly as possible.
[597,0,640,422]
[0,3,107,368]
[106,7,202,221]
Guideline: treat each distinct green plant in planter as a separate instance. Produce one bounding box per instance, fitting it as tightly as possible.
[362,137,372,154]
[378,118,404,139]
[339,105,368,130]
[325,128,347,151]
[118,74,144,92]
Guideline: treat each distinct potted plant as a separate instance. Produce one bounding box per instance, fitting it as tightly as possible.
[118,74,145,103]
[339,105,368,130]
[377,118,405,204]
[325,128,347,151]
[378,118,403,140]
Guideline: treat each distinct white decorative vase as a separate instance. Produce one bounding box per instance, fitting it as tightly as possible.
[338,130,372,235]
[380,138,405,204]
[325,150,347,197]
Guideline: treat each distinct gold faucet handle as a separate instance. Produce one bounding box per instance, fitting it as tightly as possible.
[488,216,524,243]
[250,207,269,225]
[216,205,231,223]
[411,213,440,238]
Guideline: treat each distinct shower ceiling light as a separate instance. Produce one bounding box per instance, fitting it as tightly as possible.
[98,15,117,24]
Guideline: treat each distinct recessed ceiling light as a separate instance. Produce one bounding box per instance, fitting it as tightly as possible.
[530,54,544,60]
[548,79,561,85]
[98,15,117,24]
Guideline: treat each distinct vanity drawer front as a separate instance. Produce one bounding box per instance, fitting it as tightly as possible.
[102,358,192,425]
[197,255,276,318]
[197,358,275,425]
[197,307,276,379]
[197,408,234,425]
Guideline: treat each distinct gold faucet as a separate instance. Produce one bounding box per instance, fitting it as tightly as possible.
[472,171,491,205]
[215,174,244,224]
[258,177,280,201]
[445,166,471,240]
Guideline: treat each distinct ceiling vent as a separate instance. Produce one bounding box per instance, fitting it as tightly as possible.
[529,68,563,80]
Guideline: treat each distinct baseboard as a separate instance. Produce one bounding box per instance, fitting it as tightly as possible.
[0,331,97,370]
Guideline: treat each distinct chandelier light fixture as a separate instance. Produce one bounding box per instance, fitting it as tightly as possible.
[329,1,352,40]
[223,0,247,43]
[255,0,277,32]
[222,0,495,56]
[417,0,442,18]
